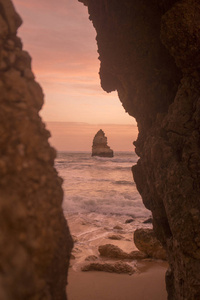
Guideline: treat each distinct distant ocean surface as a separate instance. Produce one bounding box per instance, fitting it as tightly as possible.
[55,151,150,219]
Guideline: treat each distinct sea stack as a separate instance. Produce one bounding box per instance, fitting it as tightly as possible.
[92,129,114,157]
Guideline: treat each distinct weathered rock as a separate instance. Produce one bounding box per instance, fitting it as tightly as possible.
[81,261,135,274]
[125,218,134,224]
[92,129,113,157]
[134,229,167,260]
[78,0,200,298]
[99,244,130,259]
[98,243,147,260]
[85,255,98,261]
[128,251,148,260]
[0,1,73,299]
[108,234,124,240]
[113,225,123,230]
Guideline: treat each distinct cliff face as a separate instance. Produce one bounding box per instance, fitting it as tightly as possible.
[0,1,73,299]
[92,129,114,157]
[78,0,200,299]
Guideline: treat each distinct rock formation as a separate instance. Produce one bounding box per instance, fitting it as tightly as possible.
[134,229,167,260]
[0,1,73,299]
[82,261,135,274]
[79,0,200,299]
[99,244,147,260]
[92,129,114,157]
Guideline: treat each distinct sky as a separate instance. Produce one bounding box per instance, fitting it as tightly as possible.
[13,0,138,151]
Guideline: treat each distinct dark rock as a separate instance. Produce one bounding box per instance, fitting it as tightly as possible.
[108,234,124,240]
[0,2,73,299]
[98,244,147,260]
[81,261,135,274]
[113,225,123,230]
[134,229,167,260]
[128,251,148,260]
[143,218,153,224]
[85,255,98,261]
[70,254,76,260]
[125,218,134,224]
[78,0,200,298]
[92,129,114,157]
[99,244,130,259]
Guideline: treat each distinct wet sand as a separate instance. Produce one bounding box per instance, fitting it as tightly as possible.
[67,261,168,300]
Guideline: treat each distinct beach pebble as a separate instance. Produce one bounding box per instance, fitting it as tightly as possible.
[108,234,124,240]
[113,225,123,230]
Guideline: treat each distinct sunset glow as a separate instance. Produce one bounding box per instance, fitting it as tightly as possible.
[13,0,137,150]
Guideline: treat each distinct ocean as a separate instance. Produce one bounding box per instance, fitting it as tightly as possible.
[56,151,149,219]
[55,151,152,270]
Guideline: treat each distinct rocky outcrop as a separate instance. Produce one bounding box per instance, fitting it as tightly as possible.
[134,229,167,260]
[92,129,113,157]
[78,0,200,299]
[0,1,73,299]
[99,244,147,260]
[82,261,135,274]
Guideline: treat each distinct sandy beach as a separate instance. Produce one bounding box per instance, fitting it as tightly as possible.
[68,261,167,300]
[66,213,168,300]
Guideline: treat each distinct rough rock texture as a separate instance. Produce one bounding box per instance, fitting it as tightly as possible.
[78,0,200,299]
[107,234,124,240]
[81,261,135,274]
[92,129,114,157]
[99,244,147,260]
[0,1,73,299]
[134,229,167,260]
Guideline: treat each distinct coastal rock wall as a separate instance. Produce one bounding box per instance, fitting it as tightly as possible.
[0,1,73,299]
[78,0,200,299]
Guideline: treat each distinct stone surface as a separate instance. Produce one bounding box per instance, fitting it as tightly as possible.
[99,244,130,259]
[134,229,167,260]
[98,243,147,260]
[0,1,73,299]
[113,225,123,230]
[85,255,98,261]
[125,218,134,224]
[79,0,200,298]
[81,261,135,274]
[107,234,124,240]
[92,129,113,157]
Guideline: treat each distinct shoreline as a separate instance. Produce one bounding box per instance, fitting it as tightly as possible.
[66,212,168,300]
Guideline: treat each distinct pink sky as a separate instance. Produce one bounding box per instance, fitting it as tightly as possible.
[13,0,138,151]
[47,122,138,151]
